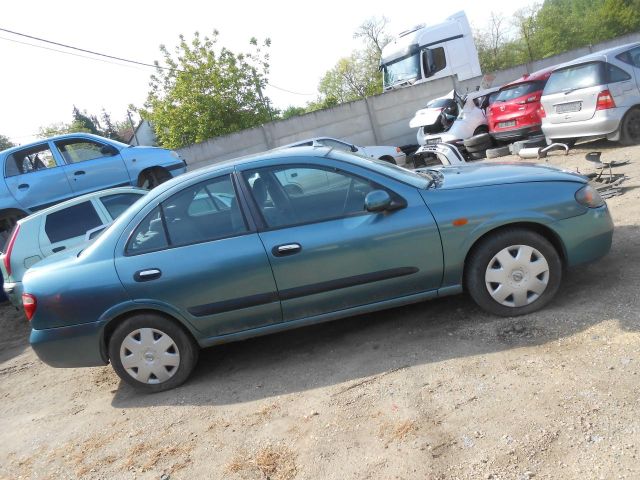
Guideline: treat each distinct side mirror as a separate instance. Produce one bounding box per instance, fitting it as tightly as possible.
[350,144,358,153]
[364,190,392,212]
[100,145,118,156]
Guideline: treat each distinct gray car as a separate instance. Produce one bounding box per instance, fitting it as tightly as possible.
[540,42,640,145]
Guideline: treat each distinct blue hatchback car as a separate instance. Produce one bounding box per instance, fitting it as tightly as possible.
[23,147,613,392]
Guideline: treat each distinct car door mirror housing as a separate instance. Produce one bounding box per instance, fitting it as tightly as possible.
[350,144,358,153]
[364,190,392,212]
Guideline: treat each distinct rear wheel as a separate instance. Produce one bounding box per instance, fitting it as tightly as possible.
[466,229,562,316]
[620,108,640,146]
[109,313,198,393]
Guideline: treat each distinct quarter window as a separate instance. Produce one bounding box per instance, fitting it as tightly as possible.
[606,63,631,83]
[45,201,102,243]
[244,166,378,229]
[5,144,56,177]
[55,139,116,164]
[616,46,640,68]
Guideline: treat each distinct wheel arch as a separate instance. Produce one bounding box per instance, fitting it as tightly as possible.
[378,155,397,164]
[99,306,199,363]
[137,166,170,187]
[461,221,568,288]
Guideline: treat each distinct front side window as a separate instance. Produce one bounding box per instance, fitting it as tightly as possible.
[45,201,102,243]
[55,139,116,164]
[244,166,378,229]
[426,47,447,76]
[5,144,56,177]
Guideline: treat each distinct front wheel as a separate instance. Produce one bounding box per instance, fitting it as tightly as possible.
[109,314,198,393]
[465,229,562,316]
[139,169,170,190]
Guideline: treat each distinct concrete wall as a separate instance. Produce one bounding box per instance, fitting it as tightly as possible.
[179,31,640,171]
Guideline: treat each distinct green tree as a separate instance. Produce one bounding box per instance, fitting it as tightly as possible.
[316,17,391,106]
[0,134,15,151]
[279,106,307,120]
[142,31,273,149]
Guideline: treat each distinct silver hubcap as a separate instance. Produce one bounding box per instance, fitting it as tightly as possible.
[485,244,550,308]
[120,328,180,384]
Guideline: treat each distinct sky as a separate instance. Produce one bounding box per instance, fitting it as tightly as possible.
[1,0,535,145]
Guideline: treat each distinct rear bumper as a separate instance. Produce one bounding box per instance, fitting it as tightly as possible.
[491,124,542,141]
[3,281,23,308]
[30,321,107,368]
[553,205,614,267]
[542,109,624,140]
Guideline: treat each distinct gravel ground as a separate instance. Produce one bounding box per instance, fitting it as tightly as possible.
[1,139,639,480]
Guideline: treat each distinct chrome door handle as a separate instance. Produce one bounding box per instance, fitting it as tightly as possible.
[134,268,162,282]
[272,243,302,257]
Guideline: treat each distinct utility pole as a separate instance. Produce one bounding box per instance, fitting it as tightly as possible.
[127,110,139,145]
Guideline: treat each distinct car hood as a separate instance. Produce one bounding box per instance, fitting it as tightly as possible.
[422,163,587,190]
[409,108,444,129]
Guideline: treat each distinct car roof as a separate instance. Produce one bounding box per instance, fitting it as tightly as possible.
[17,187,147,226]
[550,42,640,71]
[0,133,129,156]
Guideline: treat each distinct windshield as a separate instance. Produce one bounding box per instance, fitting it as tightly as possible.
[496,81,543,102]
[383,54,421,88]
[543,62,604,95]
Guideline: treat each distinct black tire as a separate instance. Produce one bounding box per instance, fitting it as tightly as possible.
[465,141,492,153]
[473,126,489,136]
[486,146,511,159]
[379,156,397,165]
[109,313,199,393]
[139,169,171,190]
[619,108,640,146]
[465,228,562,317]
[469,151,486,160]
[463,133,491,148]
[523,135,547,148]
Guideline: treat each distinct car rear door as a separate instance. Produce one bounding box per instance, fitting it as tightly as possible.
[54,137,132,196]
[3,142,74,211]
[542,62,605,125]
[237,159,443,322]
[114,171,282,338]
[38,199,109,256]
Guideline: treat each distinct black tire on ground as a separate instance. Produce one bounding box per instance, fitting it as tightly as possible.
[469,151,486,160]
[523,135,547,148]
[465,228,562,317]
[619,108,640,146]
[139,169,171,190]
[486,146,511,159]
[465,141,492,153]
[463,133,492,148]
[109,313,199,393]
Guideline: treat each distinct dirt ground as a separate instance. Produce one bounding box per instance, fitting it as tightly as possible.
[1,140,640,480]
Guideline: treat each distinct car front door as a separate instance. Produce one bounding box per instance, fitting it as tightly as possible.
[114,172,282,338]
[3,142,74,211]
[238,160,443,322]
[54,138,131,196]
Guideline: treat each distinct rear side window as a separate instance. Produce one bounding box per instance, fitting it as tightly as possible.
[496,81,543,102]
[605,63,631,83]
[5,144,56,177]
[616,46,640,68]
[544,62,605,95]
[100,193,144,219]
[126,206,168,254]
[45,201,102,243]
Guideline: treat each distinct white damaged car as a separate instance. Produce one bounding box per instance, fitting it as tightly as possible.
[281,137,407,166]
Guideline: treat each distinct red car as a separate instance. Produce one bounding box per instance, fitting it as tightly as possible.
[488,68,554,142]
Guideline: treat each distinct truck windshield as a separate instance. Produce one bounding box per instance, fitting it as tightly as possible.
[383,54,421,88]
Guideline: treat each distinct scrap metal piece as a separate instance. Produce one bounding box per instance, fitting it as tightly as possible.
[518,143,569,159]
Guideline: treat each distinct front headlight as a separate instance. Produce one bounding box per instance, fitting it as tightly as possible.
[575,184,605,208]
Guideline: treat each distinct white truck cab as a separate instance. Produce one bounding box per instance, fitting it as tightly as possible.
[380,11,482,91]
